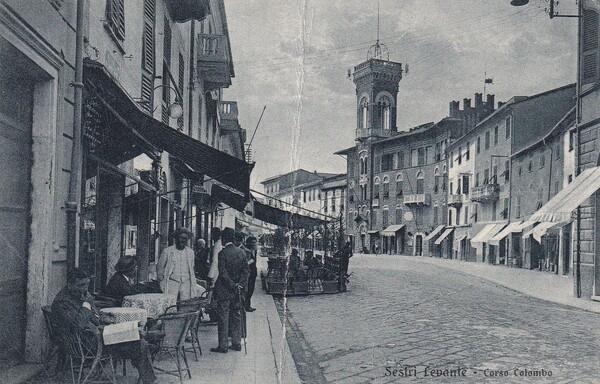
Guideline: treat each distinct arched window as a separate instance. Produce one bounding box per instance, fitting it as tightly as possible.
[360,157,368,175]
[382,206,389,226]
[416,171,424,194]
[359,97,369,129]
[382,176,390,199]
[373,177,381,199]
[379,96,392,130]
[395,173,403,197]
[434,167,440,193]
[395,204,403,224]
[433,202,439,224]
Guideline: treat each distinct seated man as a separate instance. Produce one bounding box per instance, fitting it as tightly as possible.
[104,256,157,304]
[51,269,156,384]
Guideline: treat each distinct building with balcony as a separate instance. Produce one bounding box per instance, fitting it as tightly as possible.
[452,83,576,265]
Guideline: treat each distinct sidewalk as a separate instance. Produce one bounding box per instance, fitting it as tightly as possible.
[189,256,301,384]
[20,256,301,384]
[362,254,600,314]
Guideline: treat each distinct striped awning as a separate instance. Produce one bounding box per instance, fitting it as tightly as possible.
[529,166,600,223]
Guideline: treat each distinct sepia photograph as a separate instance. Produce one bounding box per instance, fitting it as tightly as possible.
[0,0,599,383]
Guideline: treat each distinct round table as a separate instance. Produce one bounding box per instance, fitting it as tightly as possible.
[122,293,177,318]
[100,307,147,327]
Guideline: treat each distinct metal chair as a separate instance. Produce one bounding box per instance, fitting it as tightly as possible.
[153,311,197,383]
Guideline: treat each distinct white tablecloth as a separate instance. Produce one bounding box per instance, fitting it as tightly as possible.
[100,307,147,327]
[122,293,177,318]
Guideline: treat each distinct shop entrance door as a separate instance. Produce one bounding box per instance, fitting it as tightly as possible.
[0,73,33,370]
[415,235,423,256]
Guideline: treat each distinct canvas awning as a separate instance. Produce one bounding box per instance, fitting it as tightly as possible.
[424,225,445,241]
[381,224,405,236]
[368,230,380,235]
[489,221,523,246]
[514,221,536,231]
[529,166,600,223]
[471,223,506,244]
[523,222,564,243]
[434,228,454,245]
[454,234,466,247]
[83,59,253,197]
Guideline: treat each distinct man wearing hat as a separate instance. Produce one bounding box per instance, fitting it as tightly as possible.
[51,269,157,384]
[157,227,198,301]
[104,256,154,304]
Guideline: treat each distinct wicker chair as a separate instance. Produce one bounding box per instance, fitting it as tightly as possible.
[177,294,208,361]
[62,322,117,384]
[153,311,197,383]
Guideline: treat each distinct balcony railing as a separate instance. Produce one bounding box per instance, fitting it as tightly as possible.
[403,194,431,206]
[197,34,232,90]
[470,184,500,202]
[448,194,467,207]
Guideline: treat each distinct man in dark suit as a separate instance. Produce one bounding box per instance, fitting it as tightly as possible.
[52,269,156,384]
[104,256,154,304]
[210,227,249,353]
[243,236,258,312]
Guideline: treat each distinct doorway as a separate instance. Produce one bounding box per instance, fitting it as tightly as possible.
[415,235,423,256]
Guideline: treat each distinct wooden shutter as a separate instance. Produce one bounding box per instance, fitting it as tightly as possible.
[107,0,125,41]
[582,9,599,85]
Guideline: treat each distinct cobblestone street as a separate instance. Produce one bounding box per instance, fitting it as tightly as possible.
[277,255,600,383]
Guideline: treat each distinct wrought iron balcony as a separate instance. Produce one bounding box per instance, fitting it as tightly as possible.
[470,184,500,203]
[403,194,431,206]
[197,33,232,90]
[448,194,467,207]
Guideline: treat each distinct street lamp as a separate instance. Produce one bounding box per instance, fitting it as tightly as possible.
[136,84,183,119]
[510,0,580,19]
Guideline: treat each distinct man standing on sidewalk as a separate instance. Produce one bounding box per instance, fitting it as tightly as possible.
[211,228,250,353]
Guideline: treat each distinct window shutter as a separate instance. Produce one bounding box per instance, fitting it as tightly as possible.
[142,22,155,73]
[141,73,153,112]
[582,9,599,85]
[107,0,125,41]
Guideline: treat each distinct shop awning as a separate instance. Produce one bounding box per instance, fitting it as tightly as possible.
[435,228,454,245]
[489,221,523,246]
[471,223,506,244]
[523,222,564,243]
[454,234,466,247]
[251,200,328,230]
[529,166,600,223]
[424,225,445,241]
[83,59,253,197]
[368,230,380,235]
[514,221,536,231]
[381,224,405,236]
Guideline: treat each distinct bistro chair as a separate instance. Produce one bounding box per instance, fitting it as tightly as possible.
[153,311,197,383]
[177,294,208,361]
[62,322,117,384]
[41,306,66,376]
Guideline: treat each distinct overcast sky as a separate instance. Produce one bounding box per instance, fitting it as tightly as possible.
[222,0,578,191]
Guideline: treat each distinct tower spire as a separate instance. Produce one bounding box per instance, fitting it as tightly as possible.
[368,0,389,61]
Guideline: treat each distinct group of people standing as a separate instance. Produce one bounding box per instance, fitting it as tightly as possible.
[181,226,259,353]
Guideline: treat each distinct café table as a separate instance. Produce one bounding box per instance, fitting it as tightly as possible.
[100,307,148,327]
[122,293,177,318]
